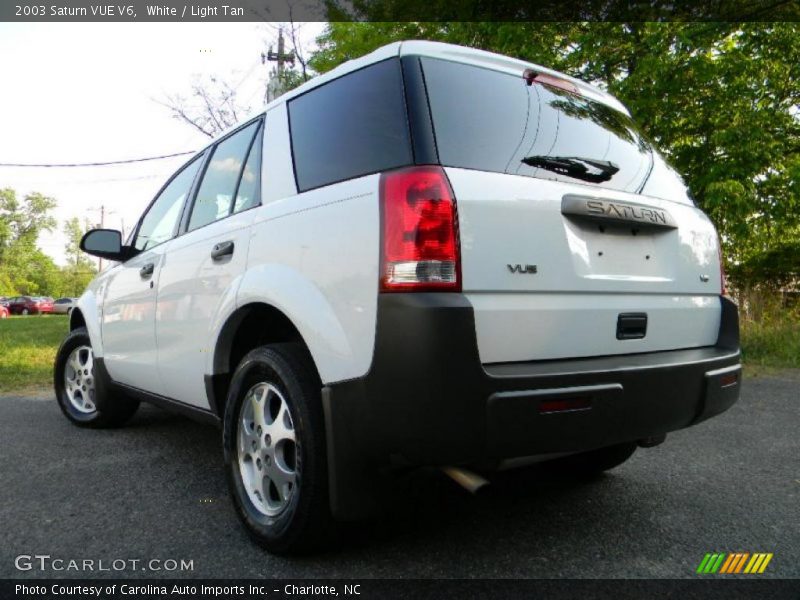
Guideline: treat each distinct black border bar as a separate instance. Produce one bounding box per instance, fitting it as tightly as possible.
[4,579,800,600]
[4,0,800,22]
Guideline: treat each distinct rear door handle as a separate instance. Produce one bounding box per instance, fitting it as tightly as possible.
[211,240,234,261]
[139,263,154,278]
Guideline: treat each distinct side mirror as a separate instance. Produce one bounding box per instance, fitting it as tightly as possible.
[79,229,134,262]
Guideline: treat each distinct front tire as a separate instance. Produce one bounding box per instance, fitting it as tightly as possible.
[223,343,331,554]
[54,327,139,428]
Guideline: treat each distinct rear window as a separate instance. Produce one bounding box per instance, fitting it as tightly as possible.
[421,58,657,195]
[288,58,413,192]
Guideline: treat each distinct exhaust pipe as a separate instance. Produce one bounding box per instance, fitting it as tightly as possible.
[441,466,489,494]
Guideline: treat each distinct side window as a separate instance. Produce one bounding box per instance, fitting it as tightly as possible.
[135,154,204,251]
[288,58,412,192]
[233,124,263,214]
[187,121,259,232]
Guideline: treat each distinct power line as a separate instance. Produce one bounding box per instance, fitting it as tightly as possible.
[0,150,197,168]
[7,173,166,186]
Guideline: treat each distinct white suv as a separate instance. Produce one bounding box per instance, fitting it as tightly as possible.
[55,41,741,554]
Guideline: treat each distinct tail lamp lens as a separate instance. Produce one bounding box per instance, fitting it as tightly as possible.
[380,166,460,291]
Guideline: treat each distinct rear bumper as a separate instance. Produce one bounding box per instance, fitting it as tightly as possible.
[323,294,740,518]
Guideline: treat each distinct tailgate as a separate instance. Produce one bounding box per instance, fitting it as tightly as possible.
[416,52,721,364]
[449,167,722,363]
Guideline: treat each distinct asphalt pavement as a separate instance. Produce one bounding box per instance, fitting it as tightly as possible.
[1,373,797,579]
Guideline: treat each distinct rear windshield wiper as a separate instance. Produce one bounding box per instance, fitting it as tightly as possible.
[521,155,620,183]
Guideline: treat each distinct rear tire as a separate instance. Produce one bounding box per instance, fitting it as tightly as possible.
[541,442,637,477]
[223,343,331,554]
[54,327,139,428]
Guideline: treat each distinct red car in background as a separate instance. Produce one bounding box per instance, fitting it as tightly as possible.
[0,304,8,319]
[8,296,54,315]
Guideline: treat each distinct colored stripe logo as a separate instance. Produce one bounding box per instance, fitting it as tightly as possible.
[696,552,773,574]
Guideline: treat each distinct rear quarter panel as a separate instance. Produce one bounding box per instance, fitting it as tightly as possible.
[225,103,380,385]
[236,176,380,384]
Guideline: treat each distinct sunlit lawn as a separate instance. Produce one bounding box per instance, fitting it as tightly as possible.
[0,311,797,394]
[0,314,68,394]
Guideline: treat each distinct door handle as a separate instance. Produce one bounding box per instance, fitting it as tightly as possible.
[211,240,235,261]
[139,263,155,278]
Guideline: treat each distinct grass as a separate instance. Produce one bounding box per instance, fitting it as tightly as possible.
[0,308,797,395]
[740,318,800,374]
[0,315,69,394]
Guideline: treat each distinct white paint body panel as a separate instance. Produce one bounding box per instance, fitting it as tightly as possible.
[74,276,107,357]
[469,293,720,363]
[237,175,380,384]
[447,167,722,363]
[155,208,256,407]
[261,103,297,204]
[100,246,170,394]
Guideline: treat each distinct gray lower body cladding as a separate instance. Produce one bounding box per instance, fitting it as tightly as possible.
[323,293,741,518]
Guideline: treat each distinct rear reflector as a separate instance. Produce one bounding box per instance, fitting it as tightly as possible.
[539,397,592,414]
[380,166,461,292]
[719,372,738,388]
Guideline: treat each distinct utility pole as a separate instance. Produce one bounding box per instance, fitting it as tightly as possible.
[262,27,295,103]
[88,204,115,272]
[97,205,105,273]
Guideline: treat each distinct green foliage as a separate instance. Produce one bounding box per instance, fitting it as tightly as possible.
[310,22,800,290]
[62,217,98,297]
[0,189,96,297]
[0,188,57,260]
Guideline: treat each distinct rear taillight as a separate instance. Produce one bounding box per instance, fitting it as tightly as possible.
[380,166,461,292]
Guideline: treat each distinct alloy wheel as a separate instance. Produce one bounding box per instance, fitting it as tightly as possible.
[237,382,299,517]
[64,345,96,413]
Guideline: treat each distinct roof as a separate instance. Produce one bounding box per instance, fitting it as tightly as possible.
[218,40,631,144]
[271,40,630,116]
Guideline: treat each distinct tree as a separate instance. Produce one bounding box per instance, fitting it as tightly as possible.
[309,22,800,290]
[159,22,316,138]
[62,217,97,297]
[0,188,58,295]
[0,188,57,261]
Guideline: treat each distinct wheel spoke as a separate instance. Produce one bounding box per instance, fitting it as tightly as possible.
[239,422,259,455]
[269,461,294,488]
[250,390,266,430]
[68,356,81,375]
[254,470,270,506]
[268,400,295,443]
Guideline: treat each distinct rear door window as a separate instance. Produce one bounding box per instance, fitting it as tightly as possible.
[188,120,260,231]
[288,58,412,192]
[421,57,654,194]
[233,124,263,214]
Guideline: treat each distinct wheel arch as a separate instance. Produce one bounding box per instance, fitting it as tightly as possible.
[69,308,86,331]
[207,302,321,419]
[70,290,104,357]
